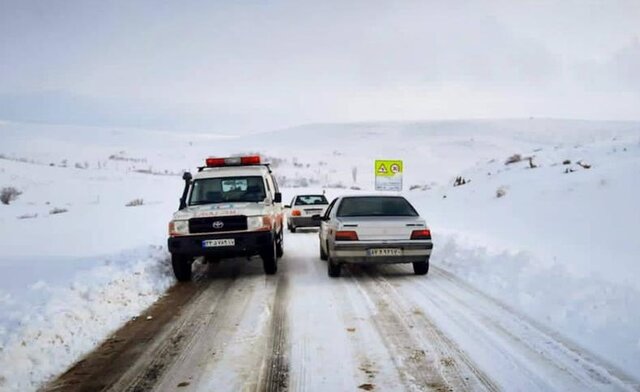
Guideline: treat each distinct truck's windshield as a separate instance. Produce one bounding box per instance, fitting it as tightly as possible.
[189,176,267,205]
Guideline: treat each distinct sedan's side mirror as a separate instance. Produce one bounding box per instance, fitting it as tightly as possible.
[312,214,324,221]
[274,192,282,203]
[284,205,291,209]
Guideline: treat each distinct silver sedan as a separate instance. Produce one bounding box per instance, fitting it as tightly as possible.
[315,195,433,277]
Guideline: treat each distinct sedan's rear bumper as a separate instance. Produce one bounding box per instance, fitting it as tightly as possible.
[332,240,433,264]
[288,216,321,228]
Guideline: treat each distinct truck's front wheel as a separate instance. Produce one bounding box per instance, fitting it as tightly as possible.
[172,254,193,282]
[262,238,278,275]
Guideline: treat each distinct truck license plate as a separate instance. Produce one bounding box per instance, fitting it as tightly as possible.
[368,248,402,257]
[202,239,235,247]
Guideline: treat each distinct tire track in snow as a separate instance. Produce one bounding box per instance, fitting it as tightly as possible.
[44,262,220,392]
[150,264,269,391]
[257,274,290,392]
[345,265,498,392]
[345,266,453,391]
[114,263,245,392]
[361,267,500,392]
[384,264,639,391]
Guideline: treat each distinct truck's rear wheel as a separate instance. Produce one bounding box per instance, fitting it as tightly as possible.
[262,239,278,275]
[172,254,193,282]
[276,230,284,258]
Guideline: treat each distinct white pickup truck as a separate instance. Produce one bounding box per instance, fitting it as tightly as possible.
[167,156,284,281]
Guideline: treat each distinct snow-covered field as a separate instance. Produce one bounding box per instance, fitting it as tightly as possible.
[0,118,639,390]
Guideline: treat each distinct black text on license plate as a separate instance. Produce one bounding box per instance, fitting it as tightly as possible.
[202,239,235,247]
[368,248,402,257]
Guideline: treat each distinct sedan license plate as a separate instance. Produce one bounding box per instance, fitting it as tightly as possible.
[202,239,235,248]
[368,248,402,257]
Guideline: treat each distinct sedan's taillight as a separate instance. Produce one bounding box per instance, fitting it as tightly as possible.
[335,230,359,241]
[291,209,302,216]
[411,229,431,240]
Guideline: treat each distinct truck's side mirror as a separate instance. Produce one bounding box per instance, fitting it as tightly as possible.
[273,192,282,203]
[179,171,192,210]
[284,204,291,209]
[312,214,323,221]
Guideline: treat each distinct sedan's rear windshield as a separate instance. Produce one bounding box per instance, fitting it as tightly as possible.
[336,197,418,217]
[189,176,266,204]
[295,195,328,205]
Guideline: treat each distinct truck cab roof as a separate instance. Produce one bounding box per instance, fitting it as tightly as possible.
[194,164,271,180]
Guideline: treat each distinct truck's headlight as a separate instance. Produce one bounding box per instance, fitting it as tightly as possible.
[247,216,272,231]
[169,220,189,236]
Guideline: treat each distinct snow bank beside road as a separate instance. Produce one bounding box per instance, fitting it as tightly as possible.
[0,246,174,391]
[0,158,179,391]
[432,232,640,377]
[413,135,640,378]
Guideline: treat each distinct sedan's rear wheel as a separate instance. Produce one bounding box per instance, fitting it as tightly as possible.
[327,251,341,277]
[413,259,429,275]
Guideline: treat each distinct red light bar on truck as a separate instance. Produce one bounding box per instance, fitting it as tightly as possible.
[205,155,261,167]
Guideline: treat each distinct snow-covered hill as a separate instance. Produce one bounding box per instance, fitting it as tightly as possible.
[0,118,639,390]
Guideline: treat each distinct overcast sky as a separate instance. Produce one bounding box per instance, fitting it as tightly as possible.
[1,0,639,133]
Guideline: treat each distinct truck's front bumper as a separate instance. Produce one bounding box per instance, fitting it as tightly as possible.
[332,240,433,264]
[168,231,273,258]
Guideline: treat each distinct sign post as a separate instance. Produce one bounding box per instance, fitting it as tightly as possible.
[374,160,403,191]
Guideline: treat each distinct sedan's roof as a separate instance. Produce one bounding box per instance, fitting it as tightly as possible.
[338,194,407,199]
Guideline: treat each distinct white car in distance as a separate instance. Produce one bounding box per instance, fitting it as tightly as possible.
[315,195,433,277]
[286,194,329,232]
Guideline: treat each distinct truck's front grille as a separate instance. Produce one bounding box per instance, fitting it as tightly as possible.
[189,216,248,234]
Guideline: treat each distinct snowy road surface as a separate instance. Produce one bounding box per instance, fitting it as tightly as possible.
[46,231,638,392]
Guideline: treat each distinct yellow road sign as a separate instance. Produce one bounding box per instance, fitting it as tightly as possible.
[375,160,403,177]
[375,160,403,191]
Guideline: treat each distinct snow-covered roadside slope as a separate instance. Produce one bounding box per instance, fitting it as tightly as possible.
[409,135,640,377]
[1,118,639,389]
[0,159,178,390]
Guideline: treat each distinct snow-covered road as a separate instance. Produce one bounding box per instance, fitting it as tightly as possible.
[45,231,637,392]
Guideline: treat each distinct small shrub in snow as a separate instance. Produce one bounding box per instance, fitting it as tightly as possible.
[496,187,507,198]
[505,154,522,165]
[577,160,591,169]
[49,207,68,215]
[17,213,38,219]
[126,198,144,207]
[1,187,22,205]
[453,176,470,187]
[562,159,571,165]
[527,157,537,169]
